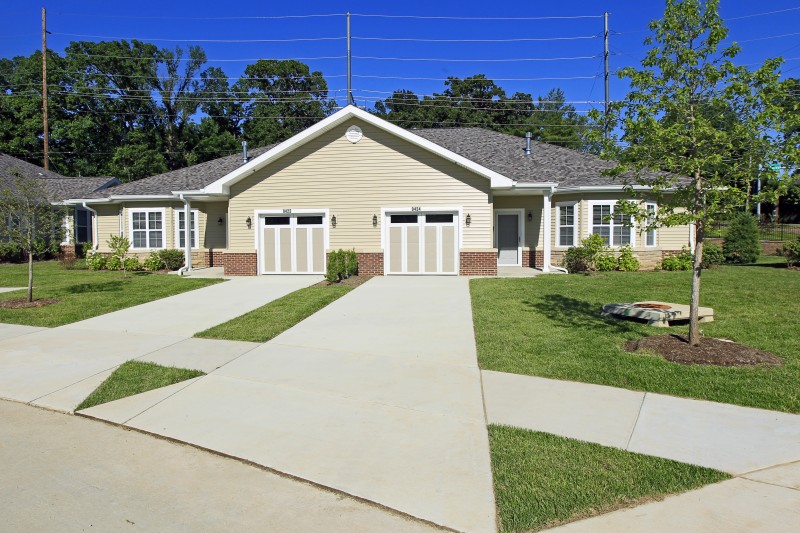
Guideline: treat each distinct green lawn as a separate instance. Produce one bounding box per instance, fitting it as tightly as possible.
[489,425,729,532]
[76,360,204,411]
[471,258,800,413]
[196,283,353,342]
[0,261,221,327]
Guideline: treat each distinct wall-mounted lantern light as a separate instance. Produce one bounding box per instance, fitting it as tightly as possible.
[331,214,337,228]
[465,213,471,227]
[527,212,532,222]
[372,214,378,227]
[246,216,252,229]
[218,216,224,226]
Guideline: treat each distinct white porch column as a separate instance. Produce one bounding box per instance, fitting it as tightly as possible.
[542,192,552,272]
[182,197,192,273]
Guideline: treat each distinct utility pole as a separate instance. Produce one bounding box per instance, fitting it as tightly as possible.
[347,12,353,106]
[603,11,610,139]
[41,7,49,170]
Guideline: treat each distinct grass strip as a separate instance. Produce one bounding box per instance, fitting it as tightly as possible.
[489,425,729,532]
[0,261,221,327]
[195,284,353,343]
[471,258,800,413]
[77,361,204,411]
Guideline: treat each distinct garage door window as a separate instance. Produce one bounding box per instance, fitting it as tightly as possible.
[297,216,323,225]
[390,214,418,224]
[426,214,454,223]
[264,216,290,225]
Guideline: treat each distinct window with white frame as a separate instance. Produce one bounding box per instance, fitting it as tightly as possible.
[590,202,633,247]
[130,209,165,249]
[74,209,92,244]
[556,203,577,247]
[645,203,657,247]
[174,209,199,249]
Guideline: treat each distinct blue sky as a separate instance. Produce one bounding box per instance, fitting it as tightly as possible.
[3,1,800,116]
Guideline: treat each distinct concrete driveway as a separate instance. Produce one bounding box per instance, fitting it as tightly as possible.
[0,276,318,411]
[81,277,497,533]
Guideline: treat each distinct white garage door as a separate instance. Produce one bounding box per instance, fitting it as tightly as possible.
[260,213,326,274]
[386,212,458,275]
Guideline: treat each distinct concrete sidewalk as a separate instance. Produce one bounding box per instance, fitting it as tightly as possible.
[483,370,800,474]
[0,399,436,532]
[550,461,800,532]
[80,277,497,533]
[0,276,318,412]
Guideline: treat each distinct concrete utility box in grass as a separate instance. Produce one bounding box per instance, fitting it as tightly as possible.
[602,301,714,327]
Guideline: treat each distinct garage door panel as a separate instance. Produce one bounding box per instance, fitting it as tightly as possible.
[263,228,277,273]
[424,226,438,273]
[295,228,309,273]
[311,228,324,272]
[260,213,325,274]
[406,226,420,273]
[389,226,403,274]
[385,211,459,275]
[442,226,456,274]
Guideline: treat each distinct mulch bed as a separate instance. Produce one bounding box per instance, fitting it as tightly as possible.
[0,297,60,309]
[625,334,782,367]
[315,275,373,288]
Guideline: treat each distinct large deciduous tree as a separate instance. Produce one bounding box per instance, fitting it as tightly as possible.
[596,0,796,345]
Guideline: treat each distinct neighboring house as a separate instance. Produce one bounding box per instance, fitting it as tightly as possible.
[0,153,120,250]
[64,106,692,276]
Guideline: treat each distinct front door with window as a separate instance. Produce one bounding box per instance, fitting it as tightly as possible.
[497,213,520,266]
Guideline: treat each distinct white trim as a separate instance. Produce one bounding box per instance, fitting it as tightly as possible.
[644,202,657,248]
[494,208,524,267]
[381,207,461,275]
[128,207,166,250]
[173,208,199,250]
[543,193,552,272]
[254,209,329,275]
[555,201,578,248]
[586,200,635,248]
[204,106,516,195]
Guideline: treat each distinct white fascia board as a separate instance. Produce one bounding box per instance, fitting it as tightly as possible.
[554,185,655,193]
[170,190,228,201]
[62,198,114,205]
[106,194,178,202]
[203,105,516,194]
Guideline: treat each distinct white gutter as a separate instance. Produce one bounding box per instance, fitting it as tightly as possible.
[81,202,99,250]
[177,194,192,276]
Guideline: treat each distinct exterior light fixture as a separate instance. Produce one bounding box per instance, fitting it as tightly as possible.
[465,213,471,227]
[372,214,378,227]
[246,216,252,229]
[331,214,337,228]
[527,212,532,222]
[218,217,224,226]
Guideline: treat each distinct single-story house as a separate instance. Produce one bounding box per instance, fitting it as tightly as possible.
[64,105,692,276]
[0,153,120,251]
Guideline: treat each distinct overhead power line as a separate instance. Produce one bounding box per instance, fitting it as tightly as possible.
[352,74,602,81]
[352,55,600,62]
[727,6,800,21]
[50,12,345,20]
[349,13,605,20]
[351,35,599,42]
[66,54,347,62]
[50,33,347,43]
[737,31,800,43]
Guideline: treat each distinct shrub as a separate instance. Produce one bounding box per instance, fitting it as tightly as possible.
[595,252,617,272]
[723,213,760,264]
[563,234,612,273]
[0,241,24,263]
[617,244,640,272]
[661,246,693,271]
[783,237,800,268]
[85,251,107,271]
[702,243,724,269]
[143,252,164,271]
[123,257,142,272]
[326,249,346,282]
[106,254,122,271]
[158,249,185,271]
[345,249,358,278]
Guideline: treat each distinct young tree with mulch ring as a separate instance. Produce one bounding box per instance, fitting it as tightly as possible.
[0,171,65,303]
[592,0,796,345]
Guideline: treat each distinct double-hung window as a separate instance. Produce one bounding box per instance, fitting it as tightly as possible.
[174,209,199,249]
[556,202,577,247]
[74,208,92,244]
[645,203,657,247]
[130,209,165,249]
[590,202,633,247]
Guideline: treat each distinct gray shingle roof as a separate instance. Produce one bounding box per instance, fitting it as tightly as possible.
[413,128,630,187]
[0,153,119,202]
[87,145,275,198]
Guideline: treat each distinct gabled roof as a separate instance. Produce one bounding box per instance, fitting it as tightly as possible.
[203,106,518,194]
[0,153,119,202]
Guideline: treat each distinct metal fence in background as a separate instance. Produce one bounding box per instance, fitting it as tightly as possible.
[707,222,800,241]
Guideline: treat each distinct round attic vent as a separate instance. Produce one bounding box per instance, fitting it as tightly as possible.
[345,125,363,143]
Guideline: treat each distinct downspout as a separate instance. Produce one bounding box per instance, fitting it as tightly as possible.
[177,194,192,276]
[543,187,568,274]
[82,202,98,250]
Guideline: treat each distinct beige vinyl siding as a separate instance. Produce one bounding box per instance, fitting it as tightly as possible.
[228,118,492,253]
[199,202,228,250]
[94,204,122,251]
[549,193,692,250]
[492,195,544,251]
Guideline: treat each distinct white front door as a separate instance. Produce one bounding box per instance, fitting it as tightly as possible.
[386,212,458,275]
[260,213,326,274]
[497,213,520,266]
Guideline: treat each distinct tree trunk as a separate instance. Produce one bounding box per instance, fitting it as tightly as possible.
[27,250,33,303]
[689,220,704,346]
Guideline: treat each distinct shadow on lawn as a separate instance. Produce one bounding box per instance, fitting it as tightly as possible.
[524,294,645,335]
[65,280,128,294]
